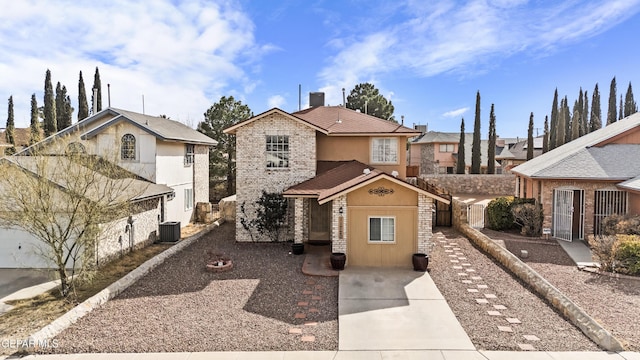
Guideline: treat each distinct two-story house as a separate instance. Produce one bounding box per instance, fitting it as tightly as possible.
[225,95,449,268]
[0,108,216,268]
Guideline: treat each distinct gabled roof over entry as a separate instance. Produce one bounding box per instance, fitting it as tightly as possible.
[283,160,450,205]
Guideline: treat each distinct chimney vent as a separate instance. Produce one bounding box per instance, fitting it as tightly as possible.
[309,92,325,107]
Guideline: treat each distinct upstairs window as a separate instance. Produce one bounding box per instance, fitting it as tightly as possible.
[185,144,195,165]
[439,144,455,153]
[121,134,136,160]
[266,135,289,168]
[371,138,398,164]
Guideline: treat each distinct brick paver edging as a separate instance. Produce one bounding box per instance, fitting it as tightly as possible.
[457,223,625,352]
[27,219,225,346]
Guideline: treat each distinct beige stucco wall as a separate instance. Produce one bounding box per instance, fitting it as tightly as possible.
[235,113,316,242]
[316,134,408,179]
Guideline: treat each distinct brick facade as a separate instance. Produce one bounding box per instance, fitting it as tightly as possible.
[331,195,347,253]
[235,113,316,242]
[417,194,433,254]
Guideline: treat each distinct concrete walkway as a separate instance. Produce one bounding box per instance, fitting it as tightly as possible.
[338,267,474,351]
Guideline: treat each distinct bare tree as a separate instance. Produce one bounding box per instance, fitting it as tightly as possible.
[0,136,150,298]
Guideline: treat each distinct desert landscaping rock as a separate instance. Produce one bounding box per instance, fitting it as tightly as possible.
[44,223,338,353]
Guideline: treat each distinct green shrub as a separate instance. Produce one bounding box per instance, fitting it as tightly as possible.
[601,214,640,235]
[486,196,537,231]
[512,203,543,237]
[615,235,640,275]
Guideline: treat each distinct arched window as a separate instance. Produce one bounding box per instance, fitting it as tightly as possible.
[121,134,136,160]
[66,142,86,155]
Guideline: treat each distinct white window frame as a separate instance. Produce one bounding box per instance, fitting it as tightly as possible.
[368,216,396,243]
[371,138,398,164]
[266,135,290,169]
[184,188,193,211]
[439,144,455,153]
[184,144,195,166]
[121,134,136,160]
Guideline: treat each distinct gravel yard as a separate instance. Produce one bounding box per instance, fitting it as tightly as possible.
[429,227,600,351]
[46,222,338,353]
[489,230,640,351]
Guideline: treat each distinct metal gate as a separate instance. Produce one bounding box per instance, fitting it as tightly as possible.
[467,204,485,229]
[594,190,628,235]
[553,189,584,241]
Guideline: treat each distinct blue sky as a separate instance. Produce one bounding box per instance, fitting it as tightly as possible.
[1,0,640,137]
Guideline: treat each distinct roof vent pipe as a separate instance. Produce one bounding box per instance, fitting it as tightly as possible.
[342,88,346,106]
[92,88,98,114]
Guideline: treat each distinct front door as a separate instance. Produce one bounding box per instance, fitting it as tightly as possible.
[309,201,331,242]
[553,188,584,241]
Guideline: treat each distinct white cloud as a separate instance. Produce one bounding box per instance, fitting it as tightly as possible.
[317,0,640,92]
[443,107,469,118]
[267,95,286,109]
[0,0,270,127]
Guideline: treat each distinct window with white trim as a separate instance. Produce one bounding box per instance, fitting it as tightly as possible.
[371,138,398,164]
[184,188,193,211]
[121,134,136,160]
[184,144,195,165]
[439,144,455,153]
[369,216,395,243]
[266,135,289,168]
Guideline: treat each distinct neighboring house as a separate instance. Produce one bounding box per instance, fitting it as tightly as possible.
[496,136,544,173]
[512,112,640,241]
[1,127,41,154]
[0,108,216,268]
[409,131,501,174]
[224,95,450,268]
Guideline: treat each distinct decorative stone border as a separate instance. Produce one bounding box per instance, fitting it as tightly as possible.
[27,219,225,346]
[455,220,625,351]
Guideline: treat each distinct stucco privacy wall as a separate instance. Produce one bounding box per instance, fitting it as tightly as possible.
[421,174,516,195]
[96,199,161,265]
[235,113,316,242]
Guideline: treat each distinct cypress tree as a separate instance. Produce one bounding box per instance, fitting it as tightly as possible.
[43,69,56,136]
[30,94,42,145]
[619,95,623,120]
[487,104,496,174]
[92,67,102,113]
[549,89,559,150]
[6,95,15,146]
[55,84,72,130]
[624,82,637,117]
[607,77,617,125]
[582,90,589,135]
[456,118,466,174]
[577,88,585,137]
[471,91,481,174]
[542,115,549,153]
[527,112,534,160]
[591,83,602,131]
[556,98,566,148]
[563,96,571,144]
[571,108,580,141]
[78,71,89,121]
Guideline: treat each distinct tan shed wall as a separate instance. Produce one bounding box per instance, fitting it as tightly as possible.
[347,207,417,267]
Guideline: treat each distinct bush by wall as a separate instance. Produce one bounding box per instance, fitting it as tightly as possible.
[601,214,640,235]
[486,196,536,231]
[616,235,640,275]
[512,203,543,237]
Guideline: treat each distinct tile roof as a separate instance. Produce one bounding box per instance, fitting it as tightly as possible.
[0,128,42,149]
[411,131,470,144]
[283,160,450,204]
[513,112,640,178]
[502,137,544,161]
[292,106,421,135]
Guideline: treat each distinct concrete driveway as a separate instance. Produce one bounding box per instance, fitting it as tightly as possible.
[0,268,56,299]
[338,267,475,351]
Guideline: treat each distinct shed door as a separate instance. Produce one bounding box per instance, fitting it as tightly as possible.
[347,208,416,267]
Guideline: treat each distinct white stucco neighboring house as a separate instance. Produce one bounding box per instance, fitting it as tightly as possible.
[0,108,217,268]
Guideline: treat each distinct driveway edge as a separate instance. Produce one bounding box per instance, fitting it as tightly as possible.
[457,222,625,352]
[27,219,225,345]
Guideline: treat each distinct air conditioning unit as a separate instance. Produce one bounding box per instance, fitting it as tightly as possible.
[159,221,181,242]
